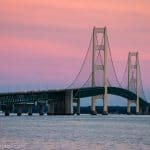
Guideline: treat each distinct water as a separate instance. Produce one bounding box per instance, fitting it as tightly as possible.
[0,114,150,150]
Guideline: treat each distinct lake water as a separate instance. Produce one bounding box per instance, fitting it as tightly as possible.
[0,114,150,150]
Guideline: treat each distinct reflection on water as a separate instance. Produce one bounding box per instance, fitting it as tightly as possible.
[0,114,150,150]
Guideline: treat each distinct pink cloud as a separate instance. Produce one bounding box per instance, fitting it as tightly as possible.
[0,0,149,99]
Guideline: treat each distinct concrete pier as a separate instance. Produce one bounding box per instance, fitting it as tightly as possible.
[146,106,149,115]
[16,104,23,116]
[27,103,34,116]
[91,96,97,115]
[136,98,140,115]
[140,107,143,114]
[47,100,54,115]
[102,96,108,115]
[77,98,80,115]
[102,94,108,115]
[127,100,131,114]
[4,105,12,116]
[65,90,73,115]
[5,110,10,116]
[38,102,45,116]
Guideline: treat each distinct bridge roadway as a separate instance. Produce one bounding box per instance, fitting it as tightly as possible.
[0,87,149,115]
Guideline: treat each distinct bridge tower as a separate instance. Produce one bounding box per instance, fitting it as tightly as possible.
[127,52,140,114]
[91,27,108,115]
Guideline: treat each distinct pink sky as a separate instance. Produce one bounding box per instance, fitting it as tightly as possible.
[0,0,150,100]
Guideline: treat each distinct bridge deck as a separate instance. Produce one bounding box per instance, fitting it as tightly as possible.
[0,87,149,107]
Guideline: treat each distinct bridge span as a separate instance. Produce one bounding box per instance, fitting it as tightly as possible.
[0,27,149,116]
[0,86,149,116]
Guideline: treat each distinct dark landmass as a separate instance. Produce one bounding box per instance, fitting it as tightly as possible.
[74,106,137,114]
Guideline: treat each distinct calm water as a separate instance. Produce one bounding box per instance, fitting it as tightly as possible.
[0,114,150,150]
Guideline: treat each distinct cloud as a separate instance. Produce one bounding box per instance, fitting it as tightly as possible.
[0,0,149,103]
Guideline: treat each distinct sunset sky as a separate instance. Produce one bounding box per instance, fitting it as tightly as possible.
[0,0,150,103]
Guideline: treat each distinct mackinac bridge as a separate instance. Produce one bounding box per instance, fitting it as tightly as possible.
[0,27,150,116]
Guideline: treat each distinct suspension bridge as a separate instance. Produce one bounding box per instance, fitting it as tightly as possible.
[0,27,149,116]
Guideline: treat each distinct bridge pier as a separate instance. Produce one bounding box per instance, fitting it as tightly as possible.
[54,100,65,115]
[77,98,80,115]
[127,100,131,114]
[139,107,143,114]
[140,106,144,115]
[5,109,10,116]
[16,104,24,116]
[102,94,108,115]
[27,103,34,116]
[65,90,73,115]
[91,96,97,115]
[136,98,140,115]
[47,100,54,115]
[127,100,140,115]
[3,105,13,116]
[144,106,149,115]
[38,102,45,116]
